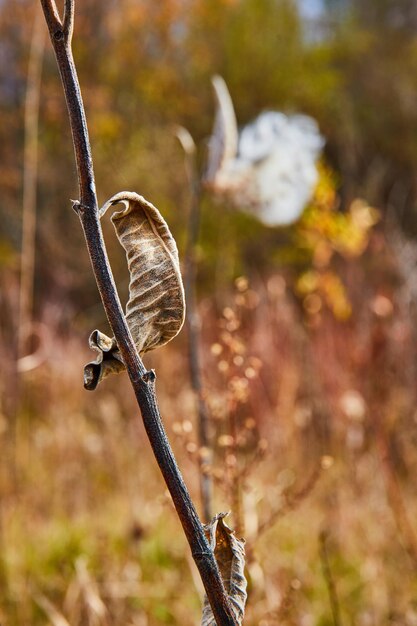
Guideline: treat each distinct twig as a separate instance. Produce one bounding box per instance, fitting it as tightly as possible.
[39,2,237,624]
[177,126,213,522]
[319,530,343,626]
[62,0,74,40]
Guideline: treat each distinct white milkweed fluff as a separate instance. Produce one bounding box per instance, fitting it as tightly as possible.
[206,76,324,226]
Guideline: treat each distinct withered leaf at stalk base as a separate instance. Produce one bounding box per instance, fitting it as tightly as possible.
[201,512,247,626]
[84,192,185,391]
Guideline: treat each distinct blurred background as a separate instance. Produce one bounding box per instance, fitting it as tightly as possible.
[2,0,417,624]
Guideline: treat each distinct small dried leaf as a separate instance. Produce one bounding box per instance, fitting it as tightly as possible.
[84,192,185,390]
[201,512,247,626]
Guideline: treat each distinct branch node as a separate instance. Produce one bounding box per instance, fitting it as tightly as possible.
[53,29,64,41]
[71,199,89,215]
[142,369,157,385]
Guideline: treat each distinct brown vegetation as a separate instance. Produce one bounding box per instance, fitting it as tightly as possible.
[1,1,417,624]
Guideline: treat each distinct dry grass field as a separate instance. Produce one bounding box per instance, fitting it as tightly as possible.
[2,245,417,625]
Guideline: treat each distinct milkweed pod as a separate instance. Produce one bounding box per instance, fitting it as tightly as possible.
[84,192,185,391]
[205,75,238,187]
[201,512,247,626]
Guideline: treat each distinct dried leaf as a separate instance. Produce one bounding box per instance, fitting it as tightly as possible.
[84,192,185,390]
[201,512,247,626]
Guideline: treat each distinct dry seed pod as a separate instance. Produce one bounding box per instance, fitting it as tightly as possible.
[205,75,238,187]
[201,512,247,626]
[84,192,185,390]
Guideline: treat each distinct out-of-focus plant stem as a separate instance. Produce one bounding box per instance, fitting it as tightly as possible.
[38,2,237,624]
[177,127,213,522]
[319,530,343,626]
[228,397,244,536]
[18,9,45,360]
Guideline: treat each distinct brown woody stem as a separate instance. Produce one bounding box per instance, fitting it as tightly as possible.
[39,1,237,624]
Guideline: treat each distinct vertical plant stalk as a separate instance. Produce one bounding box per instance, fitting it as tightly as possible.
[18,9,45,360]
[177,128,213,522]
[38,2,237,624]
[319,530,343,626]
[228,397,244,536]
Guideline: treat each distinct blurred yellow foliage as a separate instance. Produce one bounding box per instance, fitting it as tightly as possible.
[295,165,379,319]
